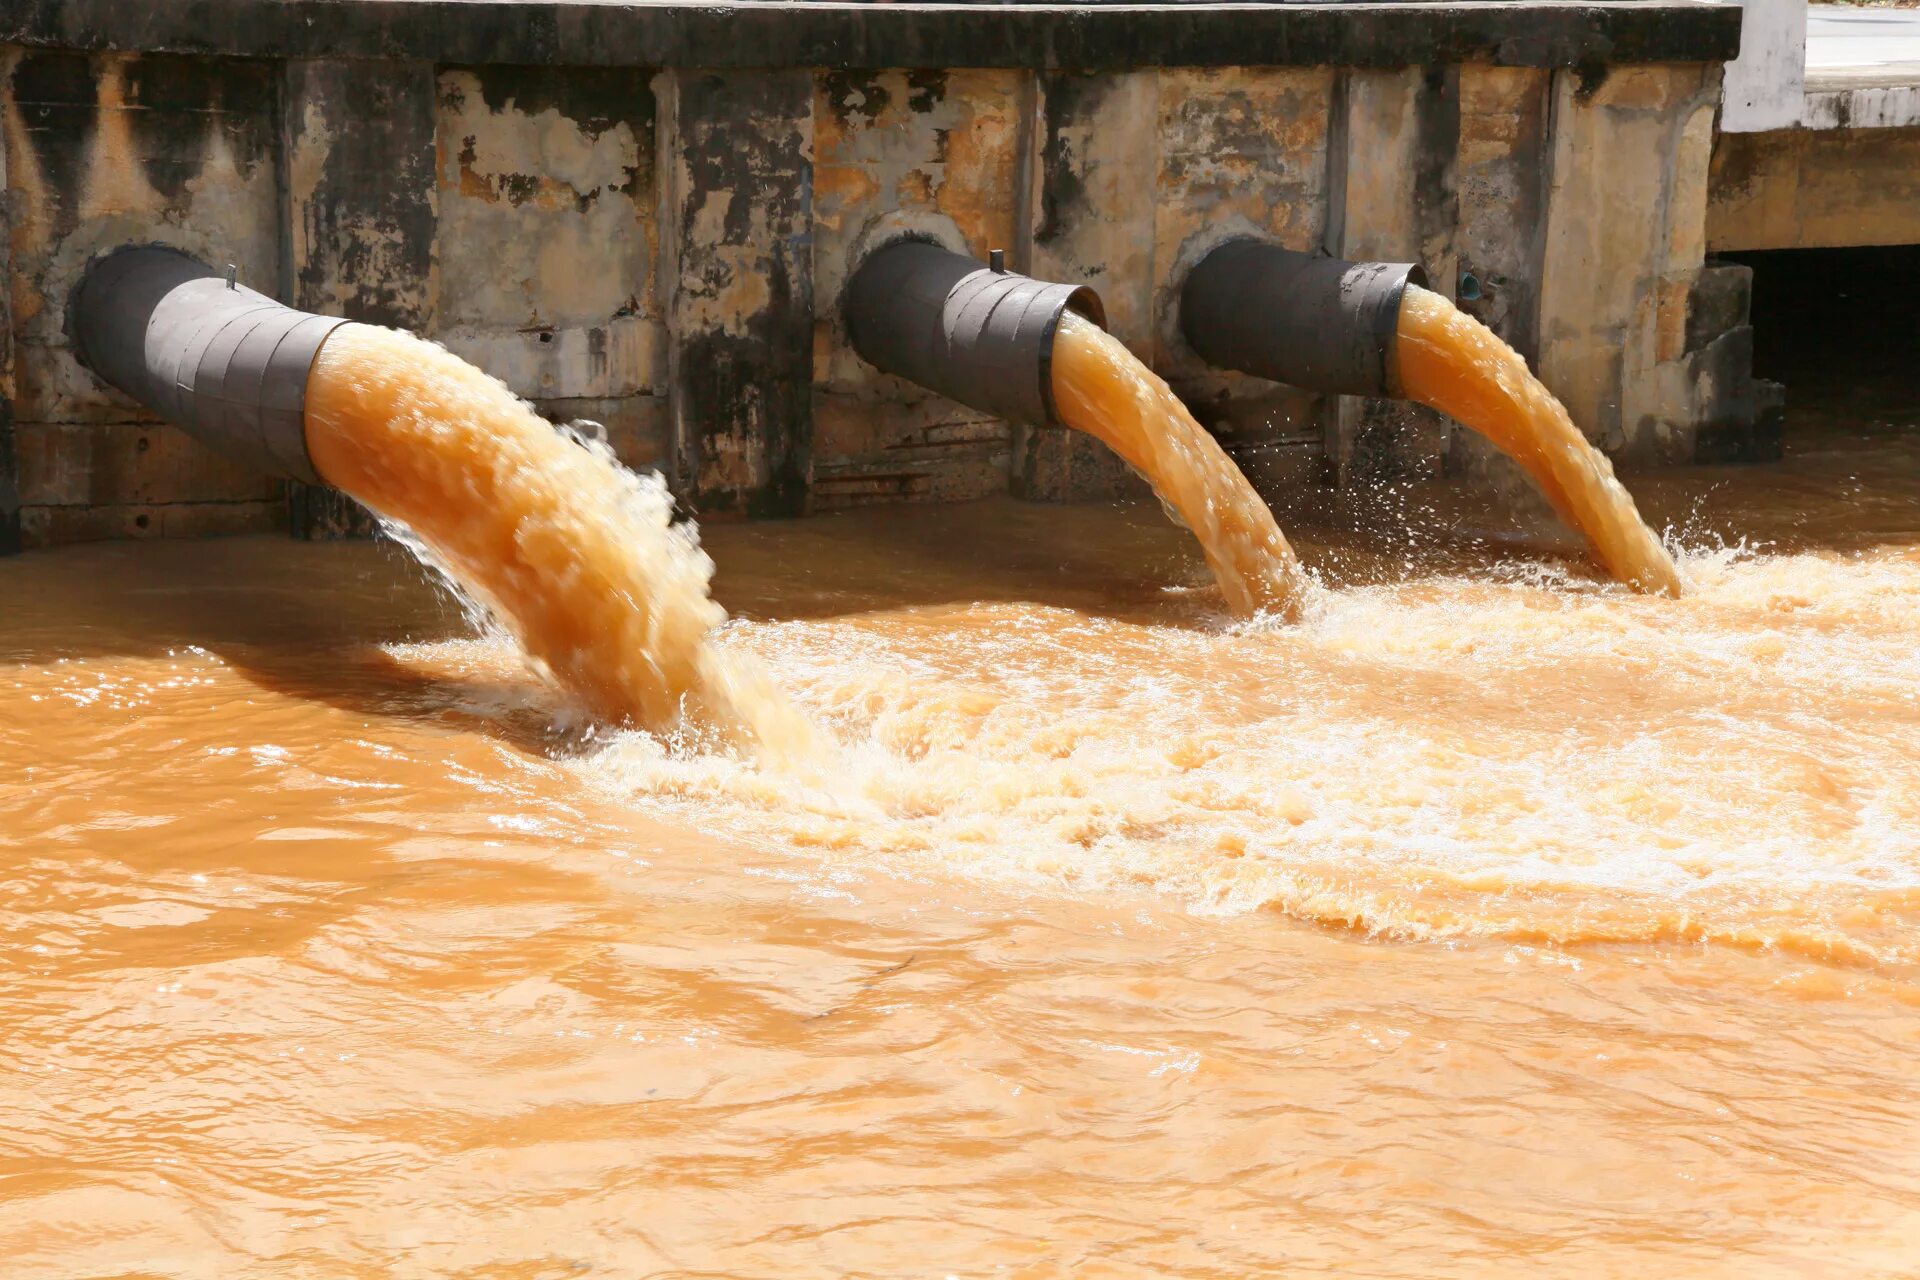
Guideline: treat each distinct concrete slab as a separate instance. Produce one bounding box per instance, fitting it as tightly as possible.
[1804,5,1920,128]
[0,0,1743,71]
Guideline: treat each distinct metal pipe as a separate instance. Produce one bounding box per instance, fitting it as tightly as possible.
[843,239,1106,428]
[1179,239,1427,398]
[68,245,348,484]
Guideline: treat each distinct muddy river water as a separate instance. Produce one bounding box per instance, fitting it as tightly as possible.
[4,415,1920,1274]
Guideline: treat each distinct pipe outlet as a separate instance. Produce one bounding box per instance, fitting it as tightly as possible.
[844,240,1105,428]
[1179,239,1427,398]
[69,245,348,484]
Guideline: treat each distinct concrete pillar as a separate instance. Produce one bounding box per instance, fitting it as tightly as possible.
[1721,0,1808,133]
[1538,65,1728,464]
[656,69,815,518]
[1017,70,1156,503]
[279,58,439,538]
[1449,65,1555,496]
[1325,66,1459,486]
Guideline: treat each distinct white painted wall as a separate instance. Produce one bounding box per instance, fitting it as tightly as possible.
[1721,0,1808,131]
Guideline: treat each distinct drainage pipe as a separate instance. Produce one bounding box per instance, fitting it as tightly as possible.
[1179,239,1427,398]
[843,239,1106,427]
[68,245,347,484]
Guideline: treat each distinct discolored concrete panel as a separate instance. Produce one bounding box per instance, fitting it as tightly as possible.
[5,50,282,425]
[1537,63,1727,462]
[1016,70,1158,502]
[659,68,815,518]
[1325,66,1459,486]
[809,68,1024,507]
[1453,65,1551,361]
[1447,64,1554,493]
[15,422,281,507]
[2,48,290,546]
[1708,125,1920,252]
[283,59,436,330]
[1152,67,1336,372]
[282,58,438,539]
[0,74,14,556]
[1149,68,1336,498]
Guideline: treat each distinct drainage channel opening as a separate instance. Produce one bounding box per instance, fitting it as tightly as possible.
[1717,244,1920,436]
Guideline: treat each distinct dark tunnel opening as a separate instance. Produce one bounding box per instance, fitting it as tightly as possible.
[1717,244,1920,436]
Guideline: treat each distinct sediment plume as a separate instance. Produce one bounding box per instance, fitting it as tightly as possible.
[1394,284,1683,595]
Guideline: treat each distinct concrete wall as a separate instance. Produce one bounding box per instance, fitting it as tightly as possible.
[1720,0,1807,133]
[0,37,1754,548]
[1708,124,1920,250]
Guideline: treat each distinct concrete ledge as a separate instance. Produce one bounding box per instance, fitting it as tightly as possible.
[0,0,1741,70]
[1804,67,1920,130]
[1708,124,1920,250]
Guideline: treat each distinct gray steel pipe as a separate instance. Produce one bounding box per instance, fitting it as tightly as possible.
[1179,239,1427,398]
[844,240,1105,428]
[69,245,347,485]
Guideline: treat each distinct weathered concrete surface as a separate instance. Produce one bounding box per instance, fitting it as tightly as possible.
[1721,0,1807,133]
[1804,5,1920,130]
[283,58,437,538]
[1708,125,1920,251]
[435,65,667,473]
[0,6,1755,549]
[1151,69,1337,496]
[1325,66,1457,487]
[1005,67,1340,501]
[810,69,1024,508]
[1019,70,1155,502]
[1538,64,1736,465]
[659,69,814,517]
[0,74,15,556]
[3,48,290,545]
[0,1,1743,72]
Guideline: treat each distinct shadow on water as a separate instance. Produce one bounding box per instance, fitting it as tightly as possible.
[0,535,594,758]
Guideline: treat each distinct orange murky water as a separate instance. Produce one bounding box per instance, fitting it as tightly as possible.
[1051,311,1310,619]
[1396,284,1684,596]
[304,323,807,754]
[5,337,1920,1269]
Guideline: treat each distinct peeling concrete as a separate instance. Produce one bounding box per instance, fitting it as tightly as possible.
[434,66,664,412]
[661,68,814,517]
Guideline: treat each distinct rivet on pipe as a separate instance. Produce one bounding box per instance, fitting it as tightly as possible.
[989,249,1006,274]
[224,263,237,291]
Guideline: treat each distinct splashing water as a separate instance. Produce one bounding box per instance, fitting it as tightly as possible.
[302,323,811,756]
[1049,311,1313,619]
[1394,284,1684,596]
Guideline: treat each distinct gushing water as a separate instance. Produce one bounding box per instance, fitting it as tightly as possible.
[1394,284,1684,595]
[302,323,809,754]
[1049,311,1312,619]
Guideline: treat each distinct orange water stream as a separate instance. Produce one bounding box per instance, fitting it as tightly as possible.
[1395,283,1684,595]
[303,323,809,756]
[1049,311,1312,619]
